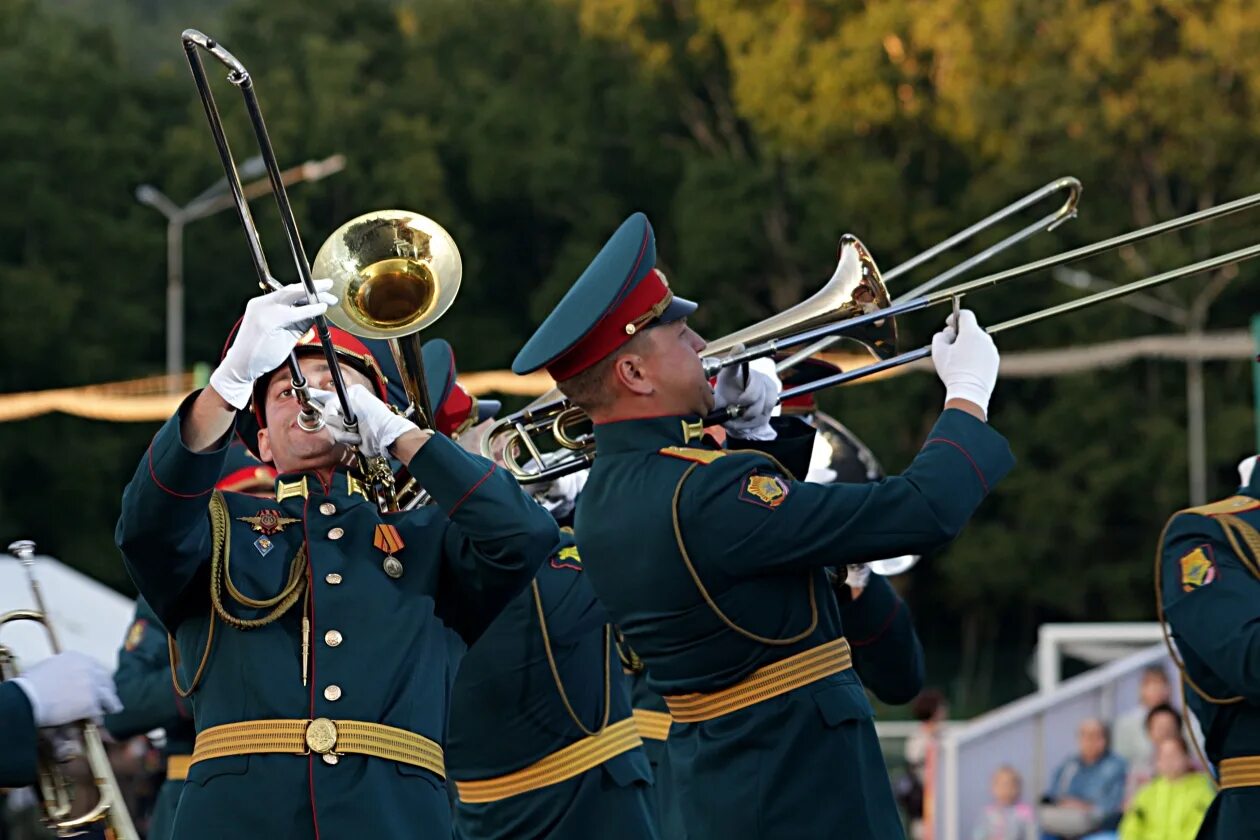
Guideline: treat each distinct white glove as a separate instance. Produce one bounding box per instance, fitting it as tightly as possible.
[844,563,871,595]
[12,651,122,728]
[530,468,589,521]
[1241,455,1257,487]
[931,309,999,416]
[209,280,338,410]
[312,384,416,458]
[714,357,781,440]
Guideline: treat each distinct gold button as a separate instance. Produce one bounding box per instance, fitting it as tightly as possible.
[323,685,342,702]
[325,573,343,585]
[319,502,336,516]
[324,630,343,648]
[328,527,344,540]
[322,753,339,765]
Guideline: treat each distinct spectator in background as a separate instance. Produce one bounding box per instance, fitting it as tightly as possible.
[904,689,949,840]
[1039,718,1127,840]
[1114,667,1172,769]
[1117,737,1214,840]
[973,765,1037,840]
[1124,704,1183,805]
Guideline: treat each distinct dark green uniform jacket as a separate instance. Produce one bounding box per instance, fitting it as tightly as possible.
[0,681,37,787]
[626,568,925,835]
[115,392,558,839]
[103,597,196,840]
[1159,467,1260,839]
[576,409,1012,839]
[840,573,925,706]
[447,532,657,839]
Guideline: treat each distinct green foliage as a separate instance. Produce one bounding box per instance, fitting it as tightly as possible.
[2,0,1257,708]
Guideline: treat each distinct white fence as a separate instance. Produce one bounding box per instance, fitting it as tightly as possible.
[933,642,1173,840]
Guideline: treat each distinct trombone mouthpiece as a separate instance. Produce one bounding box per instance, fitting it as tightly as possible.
[7,540,35,560]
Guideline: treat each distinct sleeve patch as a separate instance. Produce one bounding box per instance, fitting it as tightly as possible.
[1180,544,1217,592]
[738,471,790,509]
[124,619,148,652]
[550,544,583,571]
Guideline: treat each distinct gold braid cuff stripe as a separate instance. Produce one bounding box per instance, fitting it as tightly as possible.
[190,719,445,778]
[1219,756,1260,789]
[454,717,642,803]
[631,709,672,741]
[664,637,852,723]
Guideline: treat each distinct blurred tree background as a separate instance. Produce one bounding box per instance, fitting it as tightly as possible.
[1,0,1257,713]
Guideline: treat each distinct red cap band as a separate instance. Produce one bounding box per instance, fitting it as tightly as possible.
[546,269,673,381]
[779,393,817,414]
[435,382,476,437]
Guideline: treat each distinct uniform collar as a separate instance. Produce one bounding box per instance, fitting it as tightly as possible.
[591,414,712,455]
[272,468,373,504]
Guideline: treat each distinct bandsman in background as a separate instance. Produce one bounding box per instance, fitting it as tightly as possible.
[511,212,1013,838]
[1157,452,1260,839]
[781,358,926,706]
[115,281,557,839]
[104,442,275,839]
[0,652,121,787]
[426,341,656,839]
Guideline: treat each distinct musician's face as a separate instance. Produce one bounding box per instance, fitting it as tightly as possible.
[639,319,713,416]
[257,355,371,473]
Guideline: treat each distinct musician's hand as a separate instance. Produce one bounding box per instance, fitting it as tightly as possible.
[931,309,999,418]
[714,357,781,441]
[314,384,416,458]
[12,651,122,728]
[845,563,872,596]
[1240,454,1257,487]
[209,280,337,410]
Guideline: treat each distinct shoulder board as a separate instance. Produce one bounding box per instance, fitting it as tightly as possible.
[658,446,726,464]
[1178,496,1260,517]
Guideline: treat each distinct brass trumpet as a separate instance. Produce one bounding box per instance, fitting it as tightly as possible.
[0,541,138,840]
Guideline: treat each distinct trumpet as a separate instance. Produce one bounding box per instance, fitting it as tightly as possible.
[0,541,138,840]
[182,31,460,511]
[487,184,1260,482]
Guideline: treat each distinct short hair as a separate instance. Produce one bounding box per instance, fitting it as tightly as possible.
[1145,702,1182,731]
[911,688,946,722]
[556,330,651,413]
[1141,665,1170,684]
[993,764,1022,786]
[1078,717,1110,746]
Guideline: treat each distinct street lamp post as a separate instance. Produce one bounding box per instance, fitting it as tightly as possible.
[136,153,347,389]
[1055,266,1236,505]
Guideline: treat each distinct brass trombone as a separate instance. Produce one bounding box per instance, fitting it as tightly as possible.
[487,186,1260,482]
[0,541,138,840]
[483,178,1081,482]
[182,31,460,511]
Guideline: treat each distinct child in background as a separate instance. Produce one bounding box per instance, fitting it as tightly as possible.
[1118,738,1214,840]
[973,765,1037,840]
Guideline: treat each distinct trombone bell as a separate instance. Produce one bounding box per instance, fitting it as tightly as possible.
[702,234,899,363]
[312,210,462,340]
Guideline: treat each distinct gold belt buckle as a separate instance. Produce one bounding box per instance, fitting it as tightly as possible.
[305,718,339,755]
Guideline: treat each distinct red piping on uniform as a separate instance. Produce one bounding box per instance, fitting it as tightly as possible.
[302,494,322,840]
[924,438,987,492]
[849,599,901,648]
[146,445,214,498]
[449,464,496,515]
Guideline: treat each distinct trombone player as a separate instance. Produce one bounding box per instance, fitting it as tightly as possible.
[114,281,558,838]
[0,651,121,787]
[510,212,1014,838]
